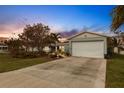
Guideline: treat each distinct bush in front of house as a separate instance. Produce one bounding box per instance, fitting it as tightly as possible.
[106,47,114,59]
[48,52,57,58]
[48,49,71,59]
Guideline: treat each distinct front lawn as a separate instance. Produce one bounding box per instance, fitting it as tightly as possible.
[106,54,124,88]
[0,53,54,73]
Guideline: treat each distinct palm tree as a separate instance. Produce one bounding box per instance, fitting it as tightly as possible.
[49,33,61,44]
[111,5,124,32]
[48,33,61,52]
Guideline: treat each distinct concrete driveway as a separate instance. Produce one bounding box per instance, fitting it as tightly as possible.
[0,57,106,88]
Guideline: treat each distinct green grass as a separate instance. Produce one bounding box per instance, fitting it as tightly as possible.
[106,54,124,88]
[0,53,54,73]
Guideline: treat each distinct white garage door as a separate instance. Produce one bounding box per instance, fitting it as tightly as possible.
[72,41,104,58]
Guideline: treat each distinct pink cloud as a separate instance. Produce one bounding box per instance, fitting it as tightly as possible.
[0,23,24,38]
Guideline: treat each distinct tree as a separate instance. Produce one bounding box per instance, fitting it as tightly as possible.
[48,33,61,52]
[111,6,124,54]
[19,23,51,54]
[5,38,23,57]
[49,33,61,44]
[111,5,124,32]
[18,24,36,52]
[6,23,61,57]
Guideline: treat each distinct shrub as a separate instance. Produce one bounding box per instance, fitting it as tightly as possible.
[106,47,114,59]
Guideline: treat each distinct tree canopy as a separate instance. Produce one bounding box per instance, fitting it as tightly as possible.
[111,6,124,32]
[6,23,61,57]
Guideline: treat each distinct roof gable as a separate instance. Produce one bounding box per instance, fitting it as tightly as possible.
[68,31,108,40]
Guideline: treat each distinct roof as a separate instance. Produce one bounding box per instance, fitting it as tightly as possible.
[0,37,9,41]
[0,37,8,45]
[56,42,69,46]
[68,31,109,40]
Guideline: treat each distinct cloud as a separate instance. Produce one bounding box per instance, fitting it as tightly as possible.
[59,25,110,38]
[0,23,23,32]
[60,29,79,37]
[0,24,23,37]
[0,17,29,37]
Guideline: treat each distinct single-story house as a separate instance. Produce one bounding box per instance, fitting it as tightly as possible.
[67,31,111,58]
[0,45,8,53]
[1,32,119,59]
[0,37,8,53]
[56,41,69,52]
[113,35,124,55]
[46,42,69,53]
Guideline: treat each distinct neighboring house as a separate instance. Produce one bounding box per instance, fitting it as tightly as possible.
[28,47,51,53]
[48,38,69,53]
[67,31,111,58]
[113,35,124,54]
[0,37,8,53]
[56,38,69,52]
[56,41,69,52]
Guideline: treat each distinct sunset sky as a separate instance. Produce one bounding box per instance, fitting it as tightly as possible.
[0,5,115,37]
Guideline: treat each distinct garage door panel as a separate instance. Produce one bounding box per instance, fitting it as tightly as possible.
[72,41,104,58]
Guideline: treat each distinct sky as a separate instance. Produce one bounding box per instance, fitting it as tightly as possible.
[0,5,115,37]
